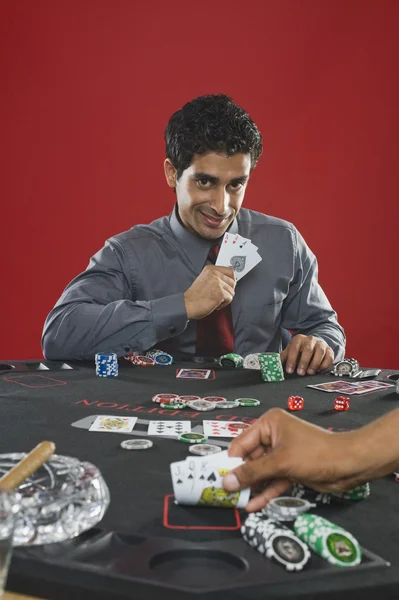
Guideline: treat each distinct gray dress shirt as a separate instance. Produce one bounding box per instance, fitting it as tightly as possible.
[42,206,346,361]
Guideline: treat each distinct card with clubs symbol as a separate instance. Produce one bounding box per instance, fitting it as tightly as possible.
[170,450,250,508]
[148,420,191,437]
[215,232,262,281]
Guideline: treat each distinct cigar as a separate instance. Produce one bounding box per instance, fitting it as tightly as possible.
[0,441,56,491]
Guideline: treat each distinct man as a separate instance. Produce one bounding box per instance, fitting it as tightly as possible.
[223,406,399,512]
[42,94,345,374]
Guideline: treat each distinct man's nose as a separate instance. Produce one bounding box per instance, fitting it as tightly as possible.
[211,188,230,216]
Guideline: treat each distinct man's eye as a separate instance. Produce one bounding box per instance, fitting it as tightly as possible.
[198,179,211,187]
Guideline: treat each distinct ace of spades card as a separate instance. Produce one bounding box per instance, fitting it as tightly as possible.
[170,451,250,508]
[215,232,262,281]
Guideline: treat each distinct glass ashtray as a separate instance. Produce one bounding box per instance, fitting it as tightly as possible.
[0,454,110,546]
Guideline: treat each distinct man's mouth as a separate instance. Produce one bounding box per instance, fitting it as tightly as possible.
[200,212,229,228]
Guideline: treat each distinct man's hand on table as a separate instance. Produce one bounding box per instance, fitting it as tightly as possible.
[184,266,236,320]
[222,407,384,512]
[280,334,334,376]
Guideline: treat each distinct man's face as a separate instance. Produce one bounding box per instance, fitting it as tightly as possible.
[165,152,251,240]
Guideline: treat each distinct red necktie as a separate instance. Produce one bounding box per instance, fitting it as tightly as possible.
[196,245,235,356]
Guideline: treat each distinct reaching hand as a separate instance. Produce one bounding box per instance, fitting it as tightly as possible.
[280,334,334,376]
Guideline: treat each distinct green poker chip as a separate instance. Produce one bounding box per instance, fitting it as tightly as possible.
[178,432,208,444]
[160,402,187,409]
[219,353,244,368]
[237,398,260,407]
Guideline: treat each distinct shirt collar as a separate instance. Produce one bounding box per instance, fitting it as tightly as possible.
[169,204,239,273]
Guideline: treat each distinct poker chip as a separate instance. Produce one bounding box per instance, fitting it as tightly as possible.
[332,483,371,502]
[189,443,222,455]
[243,353,261,370]
[145,349,163,359]
[154,352,174,365]
[259,353,285,382]
[178,432,208,444]
[241,513,310,571]
[134,355,155,366]
[152,393,180,404]
[160,402,187,410]
[187,399,216,411]
[236,398,260,407]
[219,353,244,368]
[291,482,332,505]
[202,396,227,404]
[294,514,362,567]
[120,439,153,450]
[264,497,316,521]
[95,352,118,378]
[215,400,240,409]
[178,395,201,403]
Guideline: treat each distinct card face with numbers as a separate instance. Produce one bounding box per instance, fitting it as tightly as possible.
[148,421,191,437]
[89,415,137,432]
[215,232,262,281]
[170,450,250,508]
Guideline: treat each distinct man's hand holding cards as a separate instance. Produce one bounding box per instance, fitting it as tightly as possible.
[170,450,250,508]
[215,232,262,281]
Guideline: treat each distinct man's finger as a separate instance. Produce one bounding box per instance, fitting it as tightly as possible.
[307,344,326,375]
[318,347,334,372]
[284,338,302,374]
[296,341,316,375]
[228,417,272,460]
[245,478,291,512]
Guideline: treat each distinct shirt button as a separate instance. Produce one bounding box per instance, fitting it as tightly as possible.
[124,347,130,353]
[169,326,176,334]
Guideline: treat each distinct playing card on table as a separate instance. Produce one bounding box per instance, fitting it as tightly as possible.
[148,421,191,437]
[89,415,137,432]
[307,381,359,393]
[351,380,394,395]
[216,232,262,281]
[203,420,250,438]
[170,450,250,508]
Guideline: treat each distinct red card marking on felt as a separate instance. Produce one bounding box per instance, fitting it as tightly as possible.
[3,374,67,388]
[163,494,242,531]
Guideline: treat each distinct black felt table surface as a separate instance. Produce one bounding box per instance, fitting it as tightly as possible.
[1,360,399,600]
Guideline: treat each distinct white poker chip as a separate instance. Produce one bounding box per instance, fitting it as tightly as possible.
[120,439,153,450]
[187,399,216,411]
[188,444,222,455]
[216,400,240,409]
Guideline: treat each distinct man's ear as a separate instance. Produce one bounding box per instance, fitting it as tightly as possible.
[164,159,177,189]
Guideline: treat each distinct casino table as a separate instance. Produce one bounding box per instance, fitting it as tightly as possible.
[1,358,399,600]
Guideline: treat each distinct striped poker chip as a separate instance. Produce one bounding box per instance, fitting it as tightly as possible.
[294,514,362,567]
[120,439,153,450]
[154,352,173,365]
[202,396,227,404]
[236,398,260,407]
[291,482,332,506]
[219,353,244,368]
[242,513,310,571]
[160,402,187,409]
[216,400,240,409]
[265,497,316,521]
[95,352,118,378]
[187,399,216,411]
[189,443,222,455]
[152,393,180,404]
[134,355,155,366]
[243,353,261,370]
[178,395,201,403]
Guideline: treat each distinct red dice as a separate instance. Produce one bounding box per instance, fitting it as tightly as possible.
[334,396,350,411]
[287,396,304,411]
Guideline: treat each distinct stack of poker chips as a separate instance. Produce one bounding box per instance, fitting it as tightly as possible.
[291,482,371,505]
[243,353,261,370]
[294,514,362,567]
[95,352,118,378]
[145,349,174,365]
[259,352,285,382]
[219,353,244,368]
[242,513,310,571]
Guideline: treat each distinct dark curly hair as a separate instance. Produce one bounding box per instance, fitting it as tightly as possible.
[164,94,263,181]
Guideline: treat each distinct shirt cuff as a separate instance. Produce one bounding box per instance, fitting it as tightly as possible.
[150,293,188,339]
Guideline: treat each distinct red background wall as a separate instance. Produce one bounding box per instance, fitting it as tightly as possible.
[0,0,398,367]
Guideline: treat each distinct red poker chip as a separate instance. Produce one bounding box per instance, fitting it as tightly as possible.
[202,396,227,403]
[178,395,201,403]
[152,393,180,404]
[227,422,250,431]
[134,356,155,366]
